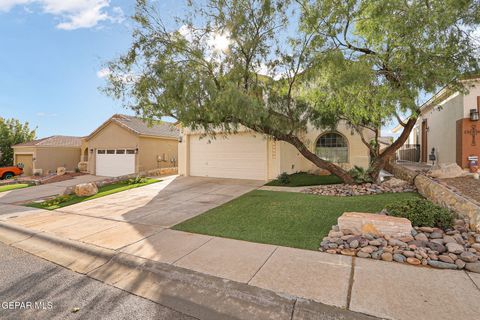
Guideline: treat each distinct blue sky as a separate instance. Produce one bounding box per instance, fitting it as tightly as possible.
[0,0,406,139]
[0,0,187,138]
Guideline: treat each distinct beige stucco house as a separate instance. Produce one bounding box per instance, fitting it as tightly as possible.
[13,114,180,177]
[394,77,480,168]
[80,114,179,177]
[178,122,373,181]
[13,136,82,176]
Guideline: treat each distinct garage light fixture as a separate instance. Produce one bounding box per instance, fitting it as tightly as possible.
[90,148,94,154]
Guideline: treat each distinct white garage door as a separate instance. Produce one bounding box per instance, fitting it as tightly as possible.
[96,149,136,177]
[189,134,267,180]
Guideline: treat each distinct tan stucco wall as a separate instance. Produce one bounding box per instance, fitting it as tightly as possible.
[418,93,463,164]
[85,121,140,174]
[138,136,178,172]
[14,146,80,174]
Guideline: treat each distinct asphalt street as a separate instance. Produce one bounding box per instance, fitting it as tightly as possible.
[0,242,196,320]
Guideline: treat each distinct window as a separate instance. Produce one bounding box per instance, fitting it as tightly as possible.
[126,149,135,154]
[97,150,105,154]
[116,149,125,154]
[106,150,115,154]
[315,132,348,163]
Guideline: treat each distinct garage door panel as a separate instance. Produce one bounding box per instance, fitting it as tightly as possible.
[189,134,267,180]
[96,151,135,177]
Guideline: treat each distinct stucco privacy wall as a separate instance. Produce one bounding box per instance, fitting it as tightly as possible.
[13,146,80,174]
[35,148,81,173]
[386,162,480,232]
[138,137,178,172]
[419,93,463,164]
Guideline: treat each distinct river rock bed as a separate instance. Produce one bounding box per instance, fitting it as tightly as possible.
[319,218,480,273]
[304,178,416,197]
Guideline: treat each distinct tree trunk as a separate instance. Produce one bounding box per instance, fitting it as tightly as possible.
[280,134,355,184]
[369,117,418,181]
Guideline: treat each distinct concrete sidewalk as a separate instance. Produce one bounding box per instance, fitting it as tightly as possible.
[1,205,480,320]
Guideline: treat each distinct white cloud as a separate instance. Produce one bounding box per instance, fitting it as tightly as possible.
[96,67,111,78]
[36,112,58,117]
[0,0,124,30]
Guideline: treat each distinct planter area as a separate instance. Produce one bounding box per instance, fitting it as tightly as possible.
[303,178,416,196]
[320,218,480,273]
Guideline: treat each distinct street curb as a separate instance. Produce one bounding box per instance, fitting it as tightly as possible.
[0,221,115,260]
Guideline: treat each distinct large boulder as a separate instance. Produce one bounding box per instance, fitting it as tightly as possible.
[381,177,408,188]
[428,163,465,179]
[74,183,98,197]
[338,212,412,238]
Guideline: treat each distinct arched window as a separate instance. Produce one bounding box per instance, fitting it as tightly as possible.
[315,132,348,163]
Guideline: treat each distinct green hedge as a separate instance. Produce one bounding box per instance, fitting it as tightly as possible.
[385,198,453,228]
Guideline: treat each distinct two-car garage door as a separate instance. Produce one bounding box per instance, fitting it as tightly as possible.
[189,133,267,180]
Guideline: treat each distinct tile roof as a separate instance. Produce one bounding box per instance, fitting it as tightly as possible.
[111,114,179,138]
[14,135,83,148]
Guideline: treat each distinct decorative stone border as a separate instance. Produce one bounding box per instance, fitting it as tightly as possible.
[386,162,480,232]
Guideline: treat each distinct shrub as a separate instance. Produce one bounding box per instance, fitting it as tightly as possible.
[385,198,454,228]
[277,172,290,185]
[74,167,80,173]
[348,166,373,184]
[42,195,73,207]
[127,176,147,185]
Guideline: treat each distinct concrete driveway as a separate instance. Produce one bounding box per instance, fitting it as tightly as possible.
[0,175,106,205]
[57,176,263,227]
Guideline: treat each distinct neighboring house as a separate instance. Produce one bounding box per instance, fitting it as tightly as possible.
[178,122,373,181]
[12,136,82,176]
[13,114,180,178]
[80,114,179,177]
[393,77,480,168]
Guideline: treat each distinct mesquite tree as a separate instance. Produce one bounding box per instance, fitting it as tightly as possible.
[104,0,479,183]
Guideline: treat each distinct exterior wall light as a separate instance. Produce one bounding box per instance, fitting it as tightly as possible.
[470,109,479,121]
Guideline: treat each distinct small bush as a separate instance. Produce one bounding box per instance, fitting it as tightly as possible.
[127,176,147,185]
[74,167,80,173]
[348,166,373,184]
[42,195,73,207]
[385,198,453,228]
[277,172,290,185]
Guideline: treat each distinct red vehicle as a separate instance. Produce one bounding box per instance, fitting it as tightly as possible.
[0,166,23,180]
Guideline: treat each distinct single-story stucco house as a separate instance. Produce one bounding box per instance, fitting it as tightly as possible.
[394,77,480,168]
[13,114,180,177]
[80,114,179,177]
[178,122,373,181]
[13,136,82,176]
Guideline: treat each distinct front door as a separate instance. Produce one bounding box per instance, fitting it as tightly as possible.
[421,120,428,163]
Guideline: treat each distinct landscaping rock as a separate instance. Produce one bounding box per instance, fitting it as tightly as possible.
[357,252,370,258]
[428,163,465,179]
[74,183,98,197]
[304,182,416,197]
[407,257,421,265]
[340,249,356,256]
[428,260,458,270]
[455,259,466,269]
[443,235,456,244]
[415,233,429,242]
[381,252,393,262]
[460,252,478,263]
[360,246,377,254]
[438,255,455,264]
[430,232,443,239]
[337,212,412,238]
[349,240,359,249]
[393,254,406,263]
[56,167,66,176]
[419,227,434,233]
[465,262,480,273]
[426,242,446,254]
[371,250,383,260]
[446,242,464,254]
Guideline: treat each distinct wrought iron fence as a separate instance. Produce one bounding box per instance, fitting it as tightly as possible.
[396,144,420,162]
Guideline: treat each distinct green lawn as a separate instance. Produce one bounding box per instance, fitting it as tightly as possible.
[27,178,159,210]
[0,183,30,193]
[265,172,343,187]
[173,190,420,250]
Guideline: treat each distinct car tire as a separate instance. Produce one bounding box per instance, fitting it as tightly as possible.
[2,172,14,180]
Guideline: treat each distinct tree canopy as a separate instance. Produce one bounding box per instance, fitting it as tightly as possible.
[0,118,36,167]
[104,0,480,182]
